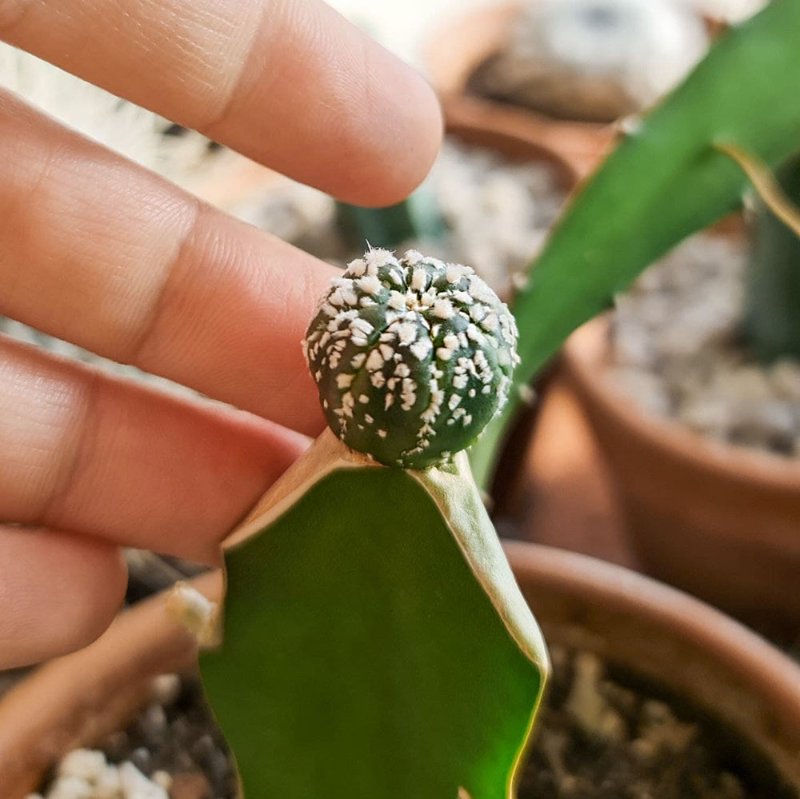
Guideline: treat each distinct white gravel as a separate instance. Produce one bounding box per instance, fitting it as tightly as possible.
[26,749,171,799]
[228,137,566,296]
[608,232,800,457]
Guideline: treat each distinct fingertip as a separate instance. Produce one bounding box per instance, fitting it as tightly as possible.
[0,528,127,667]
[338,63,444,207]
[54,536,128,657]
[227,0,445,207]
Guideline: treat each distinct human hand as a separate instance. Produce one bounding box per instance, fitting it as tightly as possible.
[0,0,442,668]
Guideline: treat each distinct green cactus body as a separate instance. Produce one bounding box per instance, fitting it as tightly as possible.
[304,249,520,468]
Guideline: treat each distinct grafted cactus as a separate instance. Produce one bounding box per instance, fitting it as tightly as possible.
[198,249,547,799]
[180,3,800,795]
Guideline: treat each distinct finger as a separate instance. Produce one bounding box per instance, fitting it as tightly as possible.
[0,0,442,206]
[0,526,127,668]
[0,337,308,564]
[1,90,331,435]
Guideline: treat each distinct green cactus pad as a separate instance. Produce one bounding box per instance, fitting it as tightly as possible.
[304,249,520,468]
[200,448,548,799]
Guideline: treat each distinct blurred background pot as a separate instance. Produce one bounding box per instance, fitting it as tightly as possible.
[426,1,614,178]
[425,0,716,178]
[563,313,800,638]
[1,544,799,797]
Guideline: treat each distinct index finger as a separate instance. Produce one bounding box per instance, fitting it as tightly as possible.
[0,0,442,206]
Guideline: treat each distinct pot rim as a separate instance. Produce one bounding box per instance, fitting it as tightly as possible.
[444,115,580,193]
[563,314,800,489]
[424,0,725,98]
[507,541,800,702]
[424,1,614,178]
[424,1,725,179]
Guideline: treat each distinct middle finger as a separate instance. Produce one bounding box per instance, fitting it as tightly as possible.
[1,90,333,435]
[0,0,442,206]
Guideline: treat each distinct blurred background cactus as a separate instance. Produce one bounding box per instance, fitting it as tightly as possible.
[745,154,800,365]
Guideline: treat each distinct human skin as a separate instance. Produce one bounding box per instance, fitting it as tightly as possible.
[0,0,442,668]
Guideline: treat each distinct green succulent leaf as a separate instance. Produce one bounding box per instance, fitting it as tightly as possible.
[200,434,547,799]
[470,0,800,490]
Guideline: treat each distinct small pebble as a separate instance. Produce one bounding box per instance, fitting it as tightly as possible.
[170,773,212,799]
[564,652,626,744]
[129,747,151,774]
[119,762,168,799]
[150,674,182,707]
[139,705,168,743]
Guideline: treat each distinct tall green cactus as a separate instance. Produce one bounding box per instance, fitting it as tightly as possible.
[745,154,800,362]
[198,250,547,798]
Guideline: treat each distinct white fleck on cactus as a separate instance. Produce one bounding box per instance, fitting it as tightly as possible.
[478,0,709,123]
[304,249,520,469]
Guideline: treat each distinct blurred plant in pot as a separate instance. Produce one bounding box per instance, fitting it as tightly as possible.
[607,155,800,457]
[472,0,709,124]
[234,132,572,301]
[467,0,800,629]
[565,148,800,632]
[470,0,800,488]
[426,0,718,179]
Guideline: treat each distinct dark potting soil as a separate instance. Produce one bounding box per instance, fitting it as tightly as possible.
[519,646,795,799]
[98,677,237,799]
[39,645,796,799]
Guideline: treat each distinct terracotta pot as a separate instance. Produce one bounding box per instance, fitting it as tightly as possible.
[1,544,799,797]
[563,314,800,636]
[425,1,614,179]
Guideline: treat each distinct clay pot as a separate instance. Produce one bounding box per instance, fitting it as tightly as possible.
[1,544,799,797]
[425,1,614,179]
[563,314,800,637]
